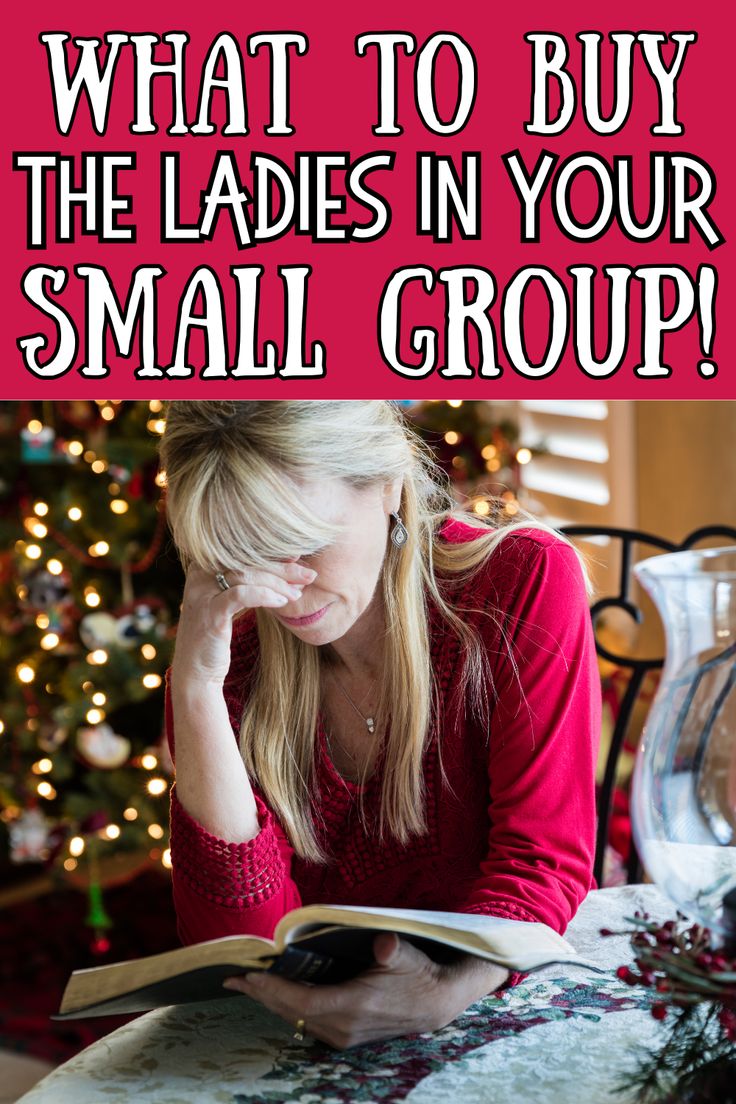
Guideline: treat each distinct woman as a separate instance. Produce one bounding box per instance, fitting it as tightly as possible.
[160,400,601,1050]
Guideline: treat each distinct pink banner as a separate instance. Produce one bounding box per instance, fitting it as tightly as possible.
[2,0,733,397]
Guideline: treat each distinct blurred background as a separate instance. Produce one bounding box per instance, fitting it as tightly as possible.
[1,398,734,1098]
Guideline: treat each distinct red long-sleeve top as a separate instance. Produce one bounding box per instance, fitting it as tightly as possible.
[166,519,601,977]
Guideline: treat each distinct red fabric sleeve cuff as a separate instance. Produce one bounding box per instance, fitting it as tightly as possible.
[459,899,544,926]
[497,969,527,991]
[169,782,285,909]
[459,901,538,992]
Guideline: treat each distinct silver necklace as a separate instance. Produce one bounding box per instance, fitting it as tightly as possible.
[327,669,377,734]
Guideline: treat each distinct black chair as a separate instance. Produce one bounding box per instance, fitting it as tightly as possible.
[559,524,736,887]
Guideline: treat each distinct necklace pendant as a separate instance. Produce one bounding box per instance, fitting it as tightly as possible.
[366,718,375,733]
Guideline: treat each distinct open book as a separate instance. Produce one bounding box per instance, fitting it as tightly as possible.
[52,902,602,1020]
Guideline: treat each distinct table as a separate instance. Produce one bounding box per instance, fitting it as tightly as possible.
[17,885,674,1104]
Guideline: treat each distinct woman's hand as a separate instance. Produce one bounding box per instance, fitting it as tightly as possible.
[222,932,510,1049]
[172,560,317,686]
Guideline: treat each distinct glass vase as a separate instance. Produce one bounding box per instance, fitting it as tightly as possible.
[631,546,736,941]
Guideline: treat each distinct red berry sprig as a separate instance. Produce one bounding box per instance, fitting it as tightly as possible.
[601,910,736,1039]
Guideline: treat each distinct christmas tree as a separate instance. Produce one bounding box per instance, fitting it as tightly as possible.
[0,401,182,951]
[401,399,538,518]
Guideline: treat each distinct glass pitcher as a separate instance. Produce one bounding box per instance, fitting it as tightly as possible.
[631,546,736,940]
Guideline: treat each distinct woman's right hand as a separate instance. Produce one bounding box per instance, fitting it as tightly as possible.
[172,560,318,686]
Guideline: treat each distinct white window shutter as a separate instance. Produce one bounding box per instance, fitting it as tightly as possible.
[512,400,637,530]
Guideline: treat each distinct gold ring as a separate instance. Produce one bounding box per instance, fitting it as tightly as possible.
[293,1017,306,1040]
[215,573,230,592]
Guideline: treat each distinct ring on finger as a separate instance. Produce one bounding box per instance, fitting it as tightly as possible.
[293,1016,307,1041]
[214,573,230,592]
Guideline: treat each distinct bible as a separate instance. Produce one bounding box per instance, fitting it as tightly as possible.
[52,902,601,1020]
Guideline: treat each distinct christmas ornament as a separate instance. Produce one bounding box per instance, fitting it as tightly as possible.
[79,611,119,651]
[37,722,70,753]
[8,807,53,862]
[76,723,131,769]
[43,823,70,869]
[115,602,165,647]
[20,424,57,463]
[108,464,130,484]
[24,566,71,609]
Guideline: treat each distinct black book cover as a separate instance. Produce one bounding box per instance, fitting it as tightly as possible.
[51,926,469,1020]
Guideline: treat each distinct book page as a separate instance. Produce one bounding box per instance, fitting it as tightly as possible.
[278,904,590,971]
[58,934,276,1014]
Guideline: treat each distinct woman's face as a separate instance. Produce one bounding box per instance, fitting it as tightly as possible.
[272,475,401,646]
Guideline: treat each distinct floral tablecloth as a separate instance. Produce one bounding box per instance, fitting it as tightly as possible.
[18,885,674,1104]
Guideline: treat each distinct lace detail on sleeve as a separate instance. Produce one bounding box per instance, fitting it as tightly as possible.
[460,899,543,925]
[169,782,285,908]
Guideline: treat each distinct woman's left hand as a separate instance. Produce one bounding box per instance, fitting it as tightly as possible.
[222,932,509,1049]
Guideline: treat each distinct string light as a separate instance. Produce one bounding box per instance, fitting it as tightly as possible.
[444,431,460,445]
[147,778,168,796]
[40,632,60,650]
[473,500,491,516]
[123,807,138,821]
[141,753,158,770]
[155,470,167,488]
[149,400,163,413]
[147,418,166,435]
[63,858,78,871]
[27,419,43,434]
[25,544,42,560]
[67,440,84,457]
[142,673,162,689]
[481,444,497,459]
[67,506,83,521]
[84,586,101,607]
[102,824,120,840]
[26,519,47,538]
[446,400,463,408]
[110,499,129,514]
[148,823,164,839]
[0,720,4,735]
[47,558,63,575]
[161,849,172,869]
[88,541,110,557]
[83,450,96,463]
[86,708,105,724]
[37,781,56,799]
[87,649,108,665]
[33,501,49,517]
[32,759,53,774]
[486,458,501,472]
[69,836,85,857]
[141,644,157,660]
[35,613,49,629]
[92,692,106,705]
[17,664,35,683]
[516,448,532,465]
[108,483,121,495]
[100,406,115,421]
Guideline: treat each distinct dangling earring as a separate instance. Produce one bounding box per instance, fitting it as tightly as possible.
[390,511,408,547]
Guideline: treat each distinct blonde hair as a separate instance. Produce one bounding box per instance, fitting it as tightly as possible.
[159,400,593,863]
